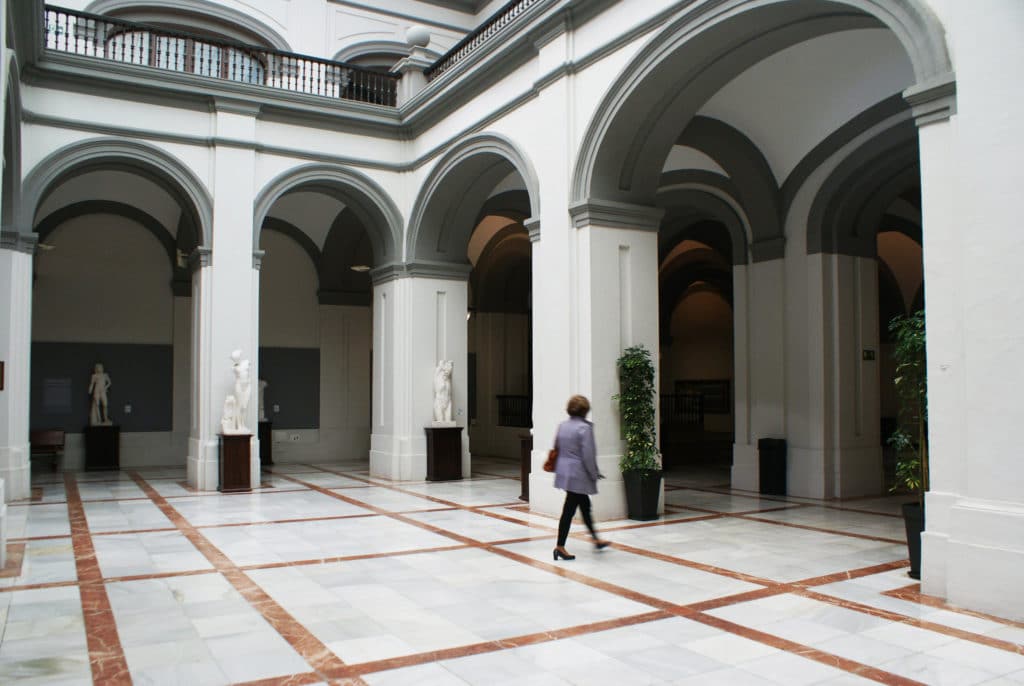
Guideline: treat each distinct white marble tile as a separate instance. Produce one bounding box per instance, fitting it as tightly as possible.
[82,499,172,533]
[92,529,213,577]
[0,538,77,587]
[170,489,369,527]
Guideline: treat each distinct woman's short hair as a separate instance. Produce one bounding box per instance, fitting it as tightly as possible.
[566,394,591,417]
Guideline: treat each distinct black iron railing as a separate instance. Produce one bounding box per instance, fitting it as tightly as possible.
[43,5,398,106]
[425,0,540,81]
[497,394,532,428]
[660,393,704,430]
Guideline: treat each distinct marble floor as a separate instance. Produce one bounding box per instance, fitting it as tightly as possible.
[2,458,1023,685]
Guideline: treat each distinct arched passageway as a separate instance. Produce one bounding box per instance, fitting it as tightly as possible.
[24,142,209,470]
[571,0,950,501]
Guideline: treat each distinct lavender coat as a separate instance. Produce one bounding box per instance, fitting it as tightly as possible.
[553,416,600,495]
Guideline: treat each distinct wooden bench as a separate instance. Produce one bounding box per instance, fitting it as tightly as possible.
[30,429,65,471]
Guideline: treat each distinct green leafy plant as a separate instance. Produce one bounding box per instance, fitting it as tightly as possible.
[614,345,661,476]
[888,310,928,502]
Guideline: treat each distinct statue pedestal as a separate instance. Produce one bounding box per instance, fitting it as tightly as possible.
[84,425,120,471]
[219,434,252,493]
[258,421,273,467]
[424,427,462,481]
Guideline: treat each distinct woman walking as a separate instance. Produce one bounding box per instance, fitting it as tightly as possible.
[553,395,610,560]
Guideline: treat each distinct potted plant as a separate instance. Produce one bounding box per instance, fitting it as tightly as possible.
[887,310,927,579]
[614,345,662,520]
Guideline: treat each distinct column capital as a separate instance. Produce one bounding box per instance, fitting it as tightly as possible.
[370,261,472,285]
[0,230,38,254]
[903,73,956,127]
[524,217,541,243]
[569,198,663,231]
[188,246,212,272]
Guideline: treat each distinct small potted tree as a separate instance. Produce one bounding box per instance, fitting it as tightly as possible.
[615,345,662,520]
[888,310,927,579]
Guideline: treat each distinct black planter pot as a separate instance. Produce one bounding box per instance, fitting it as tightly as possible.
[902,501,925,580]
[623,470,663,521]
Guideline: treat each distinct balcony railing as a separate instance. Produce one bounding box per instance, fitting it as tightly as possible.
[43,6,398,106]
[425,0,540,82]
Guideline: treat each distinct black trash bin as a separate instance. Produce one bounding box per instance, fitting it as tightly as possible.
[758,438,787,495]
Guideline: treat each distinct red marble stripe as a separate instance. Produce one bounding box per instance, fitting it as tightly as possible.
[690,611,927,685]
[231,672,332,686]
[802,589,1024,655]
[610,539,777,587]
[127,471,353,680]
[195,512,378,530]
[736,514,905,544]
[64,473,132,685]
[686,585,789,612]
[238,543,472,571]
[795,560,911,587]
[349,611,672,676]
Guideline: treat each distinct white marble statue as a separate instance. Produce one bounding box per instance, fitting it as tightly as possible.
[258,379,268,422]
[87,363,112,426]
[221,349,252,434]
[432,359,455,426]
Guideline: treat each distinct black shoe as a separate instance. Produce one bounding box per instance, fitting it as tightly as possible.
[594,540,610,550]
[553,548,575,561]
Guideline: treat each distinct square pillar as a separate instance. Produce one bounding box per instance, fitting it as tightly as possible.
[370,268,469,481]
[0,244,34,501]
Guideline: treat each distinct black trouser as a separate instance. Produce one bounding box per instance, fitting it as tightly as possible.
[557,491,597,546]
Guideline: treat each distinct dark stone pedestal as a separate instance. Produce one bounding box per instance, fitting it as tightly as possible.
[219,434,252,493]
[84,425,120,471]
[258,421,273,467]
[425,426,462,481]
[519,434,533,501]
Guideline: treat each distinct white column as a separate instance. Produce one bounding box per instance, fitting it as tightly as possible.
[552,200,661,521]
[187,102,258,490]
[370,272,469,480]
[733,258,786,493]
[171,295,191,462]
[913,3,1024,619]
[0,244,33,502]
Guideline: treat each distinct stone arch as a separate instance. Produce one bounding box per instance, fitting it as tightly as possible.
[84,0,292,51]
[35,200,178,269]
[333,40,439,66]
[21,138,212,248]
[656,172,751,265]
[573,0,952,206]
[676,117,781,247]
[807,122,919,256]
[406,133,539,267]
[253,164,402,267]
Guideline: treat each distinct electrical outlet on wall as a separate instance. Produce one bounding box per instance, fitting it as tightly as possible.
[289,433,300,442]
[124,404,132,414]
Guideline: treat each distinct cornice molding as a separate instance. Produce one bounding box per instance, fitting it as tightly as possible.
[903,72,957,127]
[0,229,38,253]
[189,246,212,271]
[524,217,541,243]
[369,261,473,284]
[569,199,663,231]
